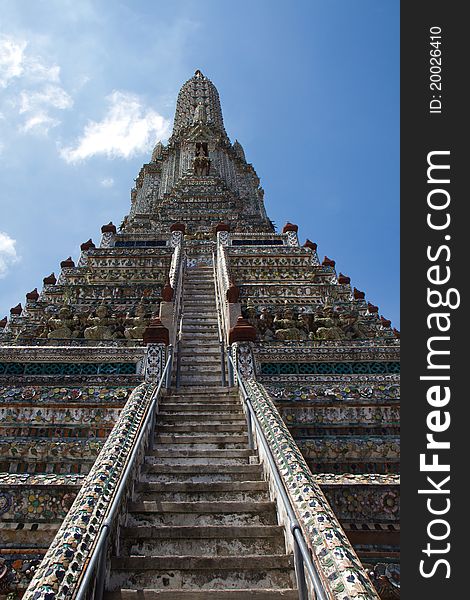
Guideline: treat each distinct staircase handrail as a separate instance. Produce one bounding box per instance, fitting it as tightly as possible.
[23,349,173,600]
[214,243,230,343]
[227,351,380,600]
[212,249,227,385]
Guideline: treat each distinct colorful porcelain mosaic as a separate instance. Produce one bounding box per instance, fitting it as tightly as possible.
[23,382,157,600]
[243,375,380,599]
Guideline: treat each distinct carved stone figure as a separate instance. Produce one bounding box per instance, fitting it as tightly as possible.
[47,307,78,340]
[83,304,115,340]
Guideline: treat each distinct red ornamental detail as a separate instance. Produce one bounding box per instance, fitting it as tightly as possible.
[353,288,365,300]
[10,303,22,315]
[26,288,39,302]
[60,257,75,269]
[143,317,170,345]
[43,273,57,285]
[162,282,174,302]
[338,273,350,285]
[170,223,186,234]
[368,302,379,313]
[393,328,400,339]
[101,222,117,234]
[80,239,95,251]
[0,317,7,328]
[215,223,230,233]
[380,316,391,328]
[303,239,317,251]
[322,256,336,268]
[229,316,257,345]
[226,282,240,304]
[282,222,298,234]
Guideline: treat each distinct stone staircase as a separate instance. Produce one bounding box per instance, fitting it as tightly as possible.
[178,265,223,387]
[105,263,298,598]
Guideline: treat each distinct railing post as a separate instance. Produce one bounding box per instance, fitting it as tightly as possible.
[293,537,309,600]
[227,346,234,387]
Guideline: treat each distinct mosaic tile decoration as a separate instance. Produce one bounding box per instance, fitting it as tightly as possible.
[22,381,156,600]
[0,362,137,376]
[243,376,380,599]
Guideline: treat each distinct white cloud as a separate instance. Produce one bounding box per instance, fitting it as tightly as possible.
[0,232,19,278]
[0,35,71,134]
[0,37,27,88]
[60,91,170,163]
[100,177,114,188]
[0,36,60,88]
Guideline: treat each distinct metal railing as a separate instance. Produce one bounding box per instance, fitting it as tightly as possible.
[75,349,173,600]
[212,250,227,386]
[174,255,186,389]
[227,352,328,600]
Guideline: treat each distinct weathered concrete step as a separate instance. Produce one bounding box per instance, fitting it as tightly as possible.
[122,524,283,540]
[121,536,286,559]
[158,424,244,433]
[181,374,226,387]
[183,317,218,323]
[182,324,218,331]
[112,555,293,571]
[179,348,221,356]
[159,403,242,412]
[151,448,252,457]
[145,457,252,467]
[167,393,238,401]
[150,449,252,460]
[182,331,219,338]
[154,434,248,445]
[158,414,244,423]
[142,464,261,475]
[108,559,295,591]
[178,354,222,362]
[178,365,223,374]
[105,590,298,600]
[136,489,267,502]
[126,509,277,527]
[177,380,224,387]
[129,501,274,514]
[136,480,265,493]
[174,387,235,395]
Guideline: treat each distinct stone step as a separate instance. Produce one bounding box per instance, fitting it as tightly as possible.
[157,424,244,433]
[151,448,252,457]
[105,590,298,600]
[145,456,252,467]
[136,480,264,493]
[129,501,274,514]
[178,364,223,373]
[121,524,285,557]
[181,333,220,340]
[108,556,294,590]
[173,387,235,395]
[177,379,223,387]
[159,403,242,413]
[158,414,245,423]
[154,434,248,446]
[142,464,261,476]
[179,347,221,355]
[182,323,218,330]
[136,488,267,503]
[180,344,220,364]
[183,319,218,325]
[168,392,238,401]
[126,510,277,527]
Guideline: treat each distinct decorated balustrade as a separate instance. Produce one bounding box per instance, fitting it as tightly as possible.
[230,341,380,600]
[21,346,172,600]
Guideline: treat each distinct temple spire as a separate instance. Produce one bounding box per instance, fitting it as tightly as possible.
[172,69,227,139]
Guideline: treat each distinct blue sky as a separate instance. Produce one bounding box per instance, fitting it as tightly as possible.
[0,0,399,327]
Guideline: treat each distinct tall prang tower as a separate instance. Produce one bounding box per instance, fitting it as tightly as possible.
[0,71,400,600]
